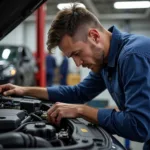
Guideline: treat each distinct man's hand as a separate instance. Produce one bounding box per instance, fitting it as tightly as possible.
[0,83,25,96]
[47,102,99,125]
[47,102,81,125]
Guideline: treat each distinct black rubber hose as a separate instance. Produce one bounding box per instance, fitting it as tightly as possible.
[13,122,34,132]
[30,113,43,121]
[0,132,51,148]
[21,116,32,124]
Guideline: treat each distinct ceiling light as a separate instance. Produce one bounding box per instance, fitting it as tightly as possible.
[57,3,86,10]
[114,1,150,9]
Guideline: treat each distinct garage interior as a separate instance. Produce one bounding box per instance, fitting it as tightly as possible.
[0,0,150,150]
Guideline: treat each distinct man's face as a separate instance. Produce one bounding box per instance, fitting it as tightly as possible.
[59,30,105,73]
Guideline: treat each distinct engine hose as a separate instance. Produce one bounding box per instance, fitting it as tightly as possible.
[13,122,34,132]
[21,116,32,124]
[0,132,51,148]
[30,113,43,121]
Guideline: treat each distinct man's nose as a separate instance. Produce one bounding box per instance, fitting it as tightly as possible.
[73,57,82,67]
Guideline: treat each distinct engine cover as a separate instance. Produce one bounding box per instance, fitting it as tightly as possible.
[0,109,25,132]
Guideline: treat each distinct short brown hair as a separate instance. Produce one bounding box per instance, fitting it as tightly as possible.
[47,3,103,53]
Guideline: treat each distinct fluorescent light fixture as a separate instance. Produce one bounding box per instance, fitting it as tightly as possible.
[114,1,150,9]
[57,3,86,10]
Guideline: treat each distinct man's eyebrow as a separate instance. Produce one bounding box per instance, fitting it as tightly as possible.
[68,49,79,58]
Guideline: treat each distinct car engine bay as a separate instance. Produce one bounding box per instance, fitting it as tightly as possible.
[0,94,126,150]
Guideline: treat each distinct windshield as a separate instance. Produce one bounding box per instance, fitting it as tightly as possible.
[0,46,18,61]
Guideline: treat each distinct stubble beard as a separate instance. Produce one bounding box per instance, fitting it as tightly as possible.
[92,51,105,73]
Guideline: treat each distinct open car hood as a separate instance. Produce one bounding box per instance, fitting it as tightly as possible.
[0,0,47,40]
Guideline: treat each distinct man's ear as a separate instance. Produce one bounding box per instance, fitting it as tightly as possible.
[88,29,100,43]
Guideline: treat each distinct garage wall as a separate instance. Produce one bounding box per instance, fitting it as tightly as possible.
[130,20,150,36]
[24,22,36,51]
[1,19,150,52]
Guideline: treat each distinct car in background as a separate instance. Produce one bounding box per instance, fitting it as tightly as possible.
[0,45,37,86]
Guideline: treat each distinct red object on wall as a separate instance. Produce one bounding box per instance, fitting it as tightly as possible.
[36,4,46,87]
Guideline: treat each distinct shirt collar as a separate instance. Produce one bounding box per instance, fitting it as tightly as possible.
[107,26,122,68]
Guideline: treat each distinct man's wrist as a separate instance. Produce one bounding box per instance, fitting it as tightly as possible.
[77,104,99,124]
[77,105,86,118]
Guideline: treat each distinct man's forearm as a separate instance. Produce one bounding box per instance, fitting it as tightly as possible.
[78,105,99,124]
[24,87,49,100]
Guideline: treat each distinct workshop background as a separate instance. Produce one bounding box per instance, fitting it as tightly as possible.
[1,0,150,149]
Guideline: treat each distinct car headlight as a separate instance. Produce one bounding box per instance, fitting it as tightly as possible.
[2,65,17,77]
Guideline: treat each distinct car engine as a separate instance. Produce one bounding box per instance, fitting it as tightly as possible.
[0,94,126,150]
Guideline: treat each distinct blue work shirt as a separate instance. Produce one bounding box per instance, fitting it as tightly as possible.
[60,56,68,76]
[47,26,150,149]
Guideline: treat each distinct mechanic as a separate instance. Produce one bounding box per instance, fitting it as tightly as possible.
[45,53,57,86]
[0,4,150,150]
[59,53,69,85]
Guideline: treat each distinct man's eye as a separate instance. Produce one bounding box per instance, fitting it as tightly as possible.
[74,53,78,56]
